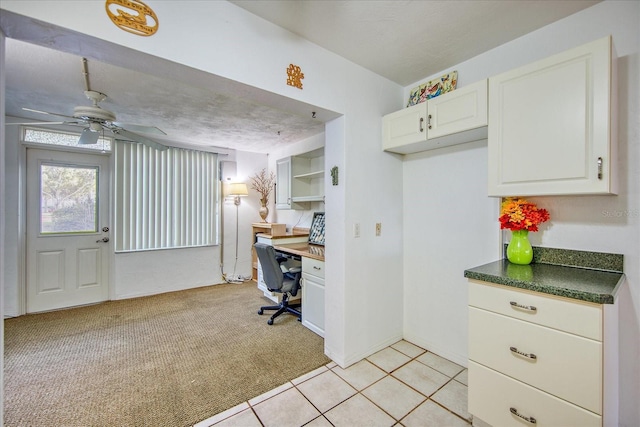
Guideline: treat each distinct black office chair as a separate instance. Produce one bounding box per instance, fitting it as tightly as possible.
[254,243,302,325]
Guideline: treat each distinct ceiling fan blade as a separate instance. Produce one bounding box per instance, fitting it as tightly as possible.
[112,122,167,135]
[112,128,168,151]
[78,128,100,145]
[22,107,76,120]
[6,121,69,126]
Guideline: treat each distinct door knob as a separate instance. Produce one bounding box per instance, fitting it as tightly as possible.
[96,237,110,243]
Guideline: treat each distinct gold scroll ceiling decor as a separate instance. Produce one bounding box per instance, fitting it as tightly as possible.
[287,64,304,90]
[105,0,159,36]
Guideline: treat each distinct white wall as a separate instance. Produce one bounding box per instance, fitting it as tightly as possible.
[403,141,500,366]
[113,247,221,299]
[402,1,639,425]
[0,28,6,423]
[2,121,21,316]
[0,0,405,369]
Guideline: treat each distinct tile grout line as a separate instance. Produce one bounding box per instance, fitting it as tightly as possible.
[206,341,470,426]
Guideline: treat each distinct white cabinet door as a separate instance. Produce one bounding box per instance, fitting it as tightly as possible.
[382,79,488,154]
[275,157,291,209]
[488,35,616,196]
[382,102,427,152]
[427,79,488,140]
[302,258,325,337]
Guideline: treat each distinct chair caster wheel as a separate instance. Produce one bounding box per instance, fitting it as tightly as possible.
[267,319,274,325]
[258,309,263,315]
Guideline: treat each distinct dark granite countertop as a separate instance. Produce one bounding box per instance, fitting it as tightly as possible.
[464,247,626,304]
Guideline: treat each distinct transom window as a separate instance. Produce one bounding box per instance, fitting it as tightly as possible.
[23,127,112,152]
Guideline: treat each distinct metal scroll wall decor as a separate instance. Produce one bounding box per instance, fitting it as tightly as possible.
[105,0,159,36]
[287,64,304,89]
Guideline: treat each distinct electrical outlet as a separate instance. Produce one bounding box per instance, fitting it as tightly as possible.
[375,222,382,236]
[353,223,360,238]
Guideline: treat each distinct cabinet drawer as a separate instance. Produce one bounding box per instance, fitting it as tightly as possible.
[469,280,602,340]
[469,307,602,413]
[469,361,601,427]
[303,258,325,279]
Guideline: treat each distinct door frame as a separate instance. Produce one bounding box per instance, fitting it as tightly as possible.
[18,140,115,315]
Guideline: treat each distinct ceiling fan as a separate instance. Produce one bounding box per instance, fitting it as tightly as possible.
[11,57,168,151]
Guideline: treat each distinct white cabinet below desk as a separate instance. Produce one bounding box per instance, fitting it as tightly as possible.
[302,257,325,337]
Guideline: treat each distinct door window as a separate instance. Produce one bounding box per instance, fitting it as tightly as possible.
[40,164,99,234]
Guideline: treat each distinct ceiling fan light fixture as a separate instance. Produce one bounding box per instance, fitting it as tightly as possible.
[73,105,116,122]
[78,127,101,145]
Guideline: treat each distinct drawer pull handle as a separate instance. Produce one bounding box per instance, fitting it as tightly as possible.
[510,346,537,360]
[510,407,537,424]
[313,266,321,270]
[510,301,537,312]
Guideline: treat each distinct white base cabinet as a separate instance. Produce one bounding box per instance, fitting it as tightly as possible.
[488,35,617,196]
[301,257,325,337]
[468,280,618,427]
[382,79,488,154]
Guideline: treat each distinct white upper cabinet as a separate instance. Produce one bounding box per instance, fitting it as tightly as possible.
[488,35,617,197]
[382,79,488,154]
[276,147,324,210]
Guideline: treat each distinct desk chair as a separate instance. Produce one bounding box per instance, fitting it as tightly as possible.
[254,243,302,325]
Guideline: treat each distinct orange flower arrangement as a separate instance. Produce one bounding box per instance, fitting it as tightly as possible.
[499,198,550,232]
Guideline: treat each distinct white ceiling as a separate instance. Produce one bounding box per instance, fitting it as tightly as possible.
[3,0,599,153]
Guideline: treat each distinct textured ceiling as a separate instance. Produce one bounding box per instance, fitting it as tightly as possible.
[230,0,599,86]
[3,1,599,153]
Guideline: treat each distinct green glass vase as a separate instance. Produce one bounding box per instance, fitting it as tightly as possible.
[507,230,533,265]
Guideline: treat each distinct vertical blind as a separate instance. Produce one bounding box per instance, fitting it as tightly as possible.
[114,142,218,252]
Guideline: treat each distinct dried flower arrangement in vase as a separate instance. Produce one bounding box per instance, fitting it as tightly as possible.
[249,168,275,222]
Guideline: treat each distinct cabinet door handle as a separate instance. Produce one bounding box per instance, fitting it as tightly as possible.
[419,117,425,133]
[510,346,537,360]
[428,114,432,129]
[313,266,322,271]
[510,407,537,424]
[597,157,603,180]
[510,301,537,312]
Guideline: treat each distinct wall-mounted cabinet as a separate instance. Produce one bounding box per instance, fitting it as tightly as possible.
[382,79,488,154]
[276,147,324,210]
[488,35,617,197]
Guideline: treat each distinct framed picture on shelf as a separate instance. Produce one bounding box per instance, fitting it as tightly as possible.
[308,212,325,246]
[406,70,458,107]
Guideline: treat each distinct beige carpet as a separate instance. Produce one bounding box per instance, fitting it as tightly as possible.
[4,282,330,427]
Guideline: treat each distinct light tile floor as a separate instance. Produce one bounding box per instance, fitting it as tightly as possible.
[195,340,471,427]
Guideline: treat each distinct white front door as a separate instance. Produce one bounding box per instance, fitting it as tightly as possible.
[26,148,110,313]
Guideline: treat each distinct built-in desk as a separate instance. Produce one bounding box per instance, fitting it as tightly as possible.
[272,242,325,262]
[251,222,307,280]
